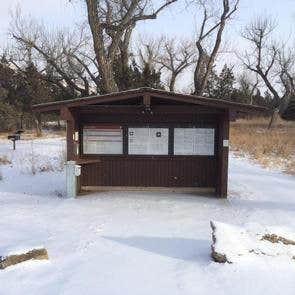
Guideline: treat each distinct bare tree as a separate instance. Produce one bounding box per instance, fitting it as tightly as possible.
[192,0,239,95]
[85,0,178,93]
[137,37,163,70]
[10,1,178,96]
[10,11,96,97]
[157,38,196,91]
[241,17,295,127]
[237,72,260,104]
[277,47,295,118]
[278,48,295,95]
[241,18,280,101]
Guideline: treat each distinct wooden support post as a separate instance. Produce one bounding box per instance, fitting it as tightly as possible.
[66,120,75,161]
[143,94,151,108]
[61,106,82,197]
[217,110,230,198]
[60,107,76,161]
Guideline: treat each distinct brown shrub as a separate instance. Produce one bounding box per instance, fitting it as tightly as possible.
[230,117,295,174]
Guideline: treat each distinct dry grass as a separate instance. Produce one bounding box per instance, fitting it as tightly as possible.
[0,156,11,165]
[230,117,295,175]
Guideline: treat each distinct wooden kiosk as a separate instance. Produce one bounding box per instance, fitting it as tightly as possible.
[33,88,265,198]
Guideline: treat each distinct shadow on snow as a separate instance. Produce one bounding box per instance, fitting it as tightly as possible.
[103,235,211,263]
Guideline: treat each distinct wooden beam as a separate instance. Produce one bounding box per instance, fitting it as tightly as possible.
[33,92,143,113]
[32,88,267,114]
[148,91,266,114]
[77,105,223,115]
[60,106,74,121]
[143,94,151,108]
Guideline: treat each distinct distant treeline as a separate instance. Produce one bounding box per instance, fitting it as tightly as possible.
[1,1,294,134]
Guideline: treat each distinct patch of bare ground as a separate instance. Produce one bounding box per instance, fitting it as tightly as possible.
[0,156,11,165]
[0,248,48,269]
[261,234,295,246]
[230,117,295,175]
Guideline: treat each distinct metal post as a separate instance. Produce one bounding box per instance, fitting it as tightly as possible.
[13,140,16,150]
[65,161,77,198]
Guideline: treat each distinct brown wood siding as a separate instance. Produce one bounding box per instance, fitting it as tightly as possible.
[81,156,217,188]
[80,113,218,125]
[78,110,219,190]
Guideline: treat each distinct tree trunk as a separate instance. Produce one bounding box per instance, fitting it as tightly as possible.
[85,0,119,94]
[34,114,42,137]
[267,108,279,129]
[194,44,205,95]
[169,74,176,92]
[101,62,118,93]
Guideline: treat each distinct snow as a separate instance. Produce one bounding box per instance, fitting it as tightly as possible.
[212,221,295,263]
[0,138,65,196]
[0,137,295,294]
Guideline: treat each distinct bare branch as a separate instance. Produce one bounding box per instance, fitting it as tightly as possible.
[193,0,240,95]
[156,37,196,91]
[85,0,178,93]
[241,16,281,102]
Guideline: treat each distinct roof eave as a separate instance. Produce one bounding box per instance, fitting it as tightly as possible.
[32,88,269,114]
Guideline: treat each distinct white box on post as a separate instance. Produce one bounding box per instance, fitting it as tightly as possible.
[75,165,81,177]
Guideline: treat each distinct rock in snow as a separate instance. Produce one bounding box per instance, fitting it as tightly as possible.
[210,221,229,263]
[0,248,48,269]
[210,221,295,263]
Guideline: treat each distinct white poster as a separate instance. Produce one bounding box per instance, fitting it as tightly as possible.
[83,125,123,154]
[174,128,215,155]
[128,128,169,155]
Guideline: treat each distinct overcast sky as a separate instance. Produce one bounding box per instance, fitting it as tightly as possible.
[0,0,294,90]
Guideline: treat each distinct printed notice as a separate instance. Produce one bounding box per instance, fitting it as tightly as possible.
[174,128,215,155]
[83,125,123,154]
[128,128,168,155]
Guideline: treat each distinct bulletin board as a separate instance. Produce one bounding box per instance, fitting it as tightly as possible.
[174,128,215,155]
[128,128,169,155]
[83,125,123,154]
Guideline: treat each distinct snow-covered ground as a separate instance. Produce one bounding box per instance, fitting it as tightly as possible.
[0,137,295,295]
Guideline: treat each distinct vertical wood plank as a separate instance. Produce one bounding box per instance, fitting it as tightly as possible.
[217,110,230,198]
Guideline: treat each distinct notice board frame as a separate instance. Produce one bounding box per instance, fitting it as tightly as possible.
[80,123,218,158]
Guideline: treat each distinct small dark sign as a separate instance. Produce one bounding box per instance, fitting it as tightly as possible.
[7,132,22,150]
